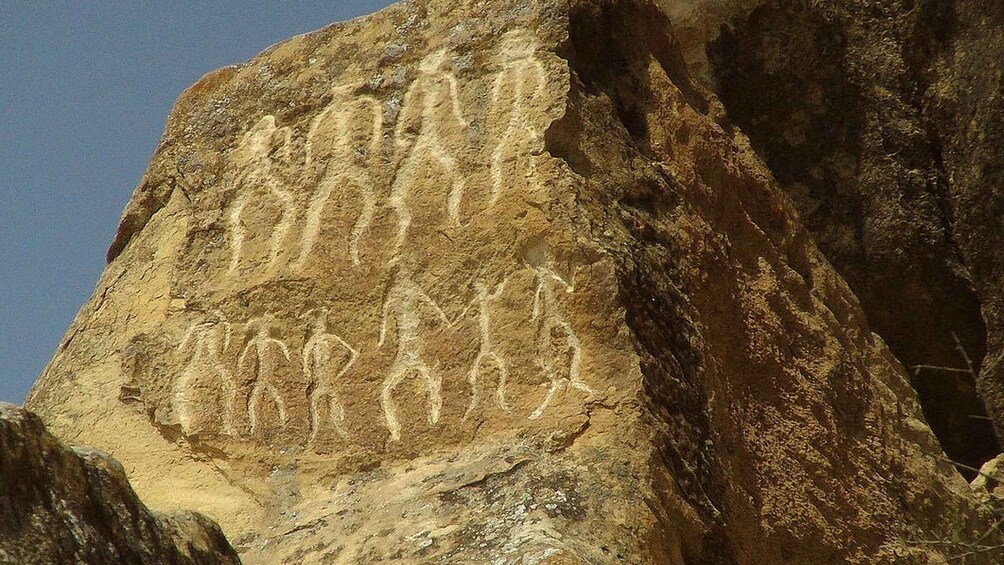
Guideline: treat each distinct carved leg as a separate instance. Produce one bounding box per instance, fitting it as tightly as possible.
[330,395,348,439]
[248,381,264,434]
[308,390,323,445]
[267,382,288,427]
[419,364,443,425]
[489,353,511,410]
[389,174,412,257]
[463,354,485,421]
[530,378,563,421]
[431,141,464,227]
[381,368,407,441]
[219,372,237,436]
[349,180,376,266]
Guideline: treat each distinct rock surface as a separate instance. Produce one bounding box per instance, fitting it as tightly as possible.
[0,403,239,565]
[22,0,1004,563]
[697,0,999,473]
[926,0,1004,449]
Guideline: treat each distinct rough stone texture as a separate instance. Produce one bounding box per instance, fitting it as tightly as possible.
[22,0,1004,563]
[699,0,999,473]
[0,403,239,565]
[971,454,1004,504]
[926,0,1004,450]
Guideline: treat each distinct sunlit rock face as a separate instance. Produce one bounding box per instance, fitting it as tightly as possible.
[25,0,1003,563]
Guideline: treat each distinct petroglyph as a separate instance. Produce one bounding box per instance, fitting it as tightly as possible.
[529,264,593,420]
[227,116,296,274]
[175,315,236,435]
[302,310,359,443]
[463,279,510,419]
[297,88,383,267]
[490,30,547,204]
[238,316,291,434]
[391,49,468,251]
[378,265,450,441]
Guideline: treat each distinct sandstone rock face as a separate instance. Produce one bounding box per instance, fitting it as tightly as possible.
[0,403,239,565]
[24,0,1004,563]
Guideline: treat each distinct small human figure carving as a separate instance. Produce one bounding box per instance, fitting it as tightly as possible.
[463,279,510,420]
[302,309,358,443]
[529,263,593,420]
[378,264,451,441]
[175,314,236,436]
[489,30,548,204]
[228,116,296,274]
[238,315,291,434]
[296,87,383,268]
[390,49,468,252]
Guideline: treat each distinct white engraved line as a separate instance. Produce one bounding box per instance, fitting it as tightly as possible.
[265,177,295,270]
[295,170,376,268]
[227,193,249,274]
[529,266,593,420]
[303,326,358,443]
[490,58,547,205]
[176,320,236,435]
[305,95,382,172]
[464,279,510,420]
[240,324,291,434]
[378,273,450,441]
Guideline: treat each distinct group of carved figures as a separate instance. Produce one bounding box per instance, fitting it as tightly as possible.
[226,30,549,275]
[173,262,594,443]
[168,32,587,443]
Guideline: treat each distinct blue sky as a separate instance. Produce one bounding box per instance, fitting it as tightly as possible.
[0,1,397,403]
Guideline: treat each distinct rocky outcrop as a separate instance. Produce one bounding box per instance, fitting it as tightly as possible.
[22,0,1004,563]
[926,0,1004,451]
[700,0,998,474]
[0,403,239,565]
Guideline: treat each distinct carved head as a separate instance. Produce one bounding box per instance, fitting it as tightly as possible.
[419,48,450,73]
[498,30,538,63]
[330,82,360,100]
[245,314,277,337]
[237,115,292,164]
[305,308,330,331]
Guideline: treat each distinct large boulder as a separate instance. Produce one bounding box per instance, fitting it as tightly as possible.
[700,0,999,472]
[24,0,1003,562]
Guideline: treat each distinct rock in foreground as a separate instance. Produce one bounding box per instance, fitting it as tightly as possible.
[0,403,239,565]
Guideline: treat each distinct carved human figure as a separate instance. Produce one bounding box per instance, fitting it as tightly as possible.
[227,116,296,274]
[390,49,468,251]
[302,310,358,443]
[530,264,594,420]
[295,87,383,268]
[378,265,451,441]
[238,316,291,434]
[175,315,236,435]
[489,30,547,204]
[463,279,510,420]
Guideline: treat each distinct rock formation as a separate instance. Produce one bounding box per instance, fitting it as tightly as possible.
[669,0,1000,478]
[0,403,239,565]
[22,0,1004,563]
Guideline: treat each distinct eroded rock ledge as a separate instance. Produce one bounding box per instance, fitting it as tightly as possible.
[0,403,239,565]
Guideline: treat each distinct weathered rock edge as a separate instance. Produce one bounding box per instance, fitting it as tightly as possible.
[0,403,240,565]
